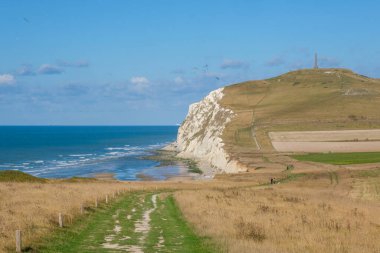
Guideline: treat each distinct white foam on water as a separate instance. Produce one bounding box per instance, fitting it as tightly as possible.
[0,140,176,181]
[69,154,94,157]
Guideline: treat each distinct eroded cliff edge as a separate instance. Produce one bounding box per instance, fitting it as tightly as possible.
[175,88,242,173]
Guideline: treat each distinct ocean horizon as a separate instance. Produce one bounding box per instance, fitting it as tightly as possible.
[0,126,181,180]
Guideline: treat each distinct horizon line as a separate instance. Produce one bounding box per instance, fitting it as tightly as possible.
[0,125,181,127]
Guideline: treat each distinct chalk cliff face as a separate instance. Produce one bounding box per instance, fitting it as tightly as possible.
[176,88,240,173]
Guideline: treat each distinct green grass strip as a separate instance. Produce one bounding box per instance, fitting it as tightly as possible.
[146,195,216,253]
[37,193,140,253]
[292,152,380,165]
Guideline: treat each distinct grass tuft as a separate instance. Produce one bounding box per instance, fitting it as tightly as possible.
[235,218,266,242]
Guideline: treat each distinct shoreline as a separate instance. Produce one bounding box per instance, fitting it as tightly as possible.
[92,143,207,182]
[139,147,204,181]
[1,142,212,183]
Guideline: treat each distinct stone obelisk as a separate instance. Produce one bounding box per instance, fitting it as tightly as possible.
[314,53,319,69]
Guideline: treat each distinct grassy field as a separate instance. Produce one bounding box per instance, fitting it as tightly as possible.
[39,192,214,253]
[0,172,252,252]
[1,166,380,252]
[175,169,380,253]
[292,152,380,165]
[0,170,46,183]
[0,179,127,252]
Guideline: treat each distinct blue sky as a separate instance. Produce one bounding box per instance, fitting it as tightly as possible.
[0,0,379,125]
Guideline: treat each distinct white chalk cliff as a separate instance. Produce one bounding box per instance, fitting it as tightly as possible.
[176,88,241,173]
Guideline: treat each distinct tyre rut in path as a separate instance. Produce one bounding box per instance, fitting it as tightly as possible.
[101,194,158,252]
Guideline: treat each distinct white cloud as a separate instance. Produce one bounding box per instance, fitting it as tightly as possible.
[220,59,250,69]
[37,64,63,75]
[130,76,149,85]
[57,60,90,68]
[17,65,35,76]
[0,74,15,85]
[130,76,150,93]
[174,76,184,84]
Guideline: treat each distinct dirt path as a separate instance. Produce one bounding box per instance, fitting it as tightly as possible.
[249,84,270,151]
[40,192,214,253]
[101,194,158,252]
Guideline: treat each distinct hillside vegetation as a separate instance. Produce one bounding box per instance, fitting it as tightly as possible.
[219,68,380,167]
[0,170,46,183]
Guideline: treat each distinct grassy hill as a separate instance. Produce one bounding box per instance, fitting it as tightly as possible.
[0,170,46,183]
[219,68,380,165]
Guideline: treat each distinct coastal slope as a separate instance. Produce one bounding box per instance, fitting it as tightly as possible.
[176,68,380,173]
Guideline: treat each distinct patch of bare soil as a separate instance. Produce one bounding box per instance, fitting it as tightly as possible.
[270,130,380,152]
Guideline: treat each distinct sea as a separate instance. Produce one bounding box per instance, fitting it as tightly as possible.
[0,126,181,181]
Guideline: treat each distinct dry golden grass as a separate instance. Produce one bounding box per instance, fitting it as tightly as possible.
[0,176,260,253]
[2,167,380,253]
[0,180,174,252]
[175,169,380,253]
[0,181,128,252]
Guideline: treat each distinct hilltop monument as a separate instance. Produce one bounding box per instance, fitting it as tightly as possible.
[314,53,319,69]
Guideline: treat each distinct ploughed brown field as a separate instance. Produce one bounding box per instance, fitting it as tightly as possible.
[270,130,380,152]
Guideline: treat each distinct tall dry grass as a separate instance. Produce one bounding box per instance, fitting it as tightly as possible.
[2,167,378,253]
[0,181,133,252]
[175,170,380,253]
[0,177,257,252]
